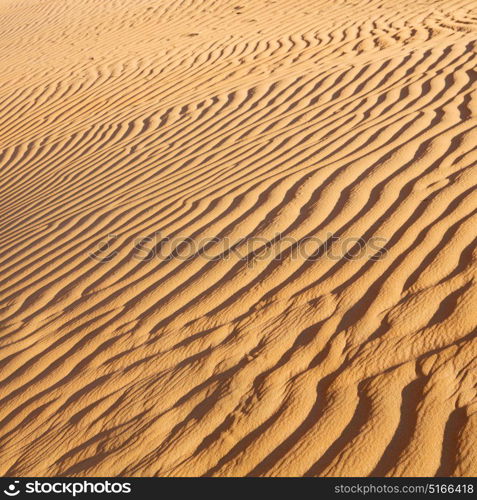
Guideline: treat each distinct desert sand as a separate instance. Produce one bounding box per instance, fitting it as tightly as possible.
[0,0,476,477]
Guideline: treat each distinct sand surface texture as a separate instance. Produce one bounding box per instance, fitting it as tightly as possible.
[0,0,476,477]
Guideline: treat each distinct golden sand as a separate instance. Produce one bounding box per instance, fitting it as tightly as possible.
[0,0,476,476]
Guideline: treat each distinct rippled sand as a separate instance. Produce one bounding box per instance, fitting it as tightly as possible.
[0,0,476,476]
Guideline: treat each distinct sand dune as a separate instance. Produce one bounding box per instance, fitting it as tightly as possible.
[0,0,476,477]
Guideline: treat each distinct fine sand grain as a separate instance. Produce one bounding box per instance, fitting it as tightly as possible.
[0,0,476,477]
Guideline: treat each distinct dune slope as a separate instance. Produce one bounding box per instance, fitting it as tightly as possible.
[0,0,476,476]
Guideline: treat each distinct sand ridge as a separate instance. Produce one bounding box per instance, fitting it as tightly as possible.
[0,0,476,477]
